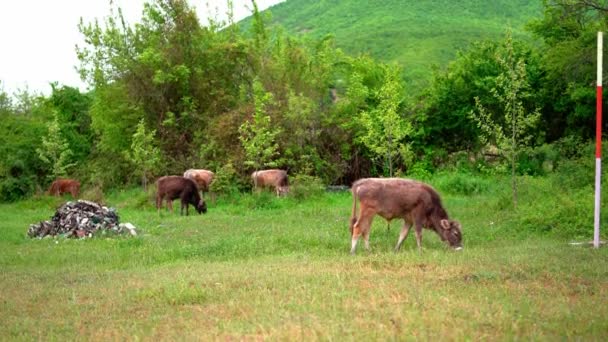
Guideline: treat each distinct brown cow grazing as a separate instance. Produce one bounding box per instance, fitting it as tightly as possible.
[349,178,462,254]
[156,176,207,216]
[251,169,289,196]
[48,178,80,198]
[183,169,215,194]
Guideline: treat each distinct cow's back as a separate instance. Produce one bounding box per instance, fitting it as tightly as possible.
[184,169,214,191]
[353,178,433,219]
[252,169,286,186]
[157,176,189,197]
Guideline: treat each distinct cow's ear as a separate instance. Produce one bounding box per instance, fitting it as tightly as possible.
[440,219,450,230]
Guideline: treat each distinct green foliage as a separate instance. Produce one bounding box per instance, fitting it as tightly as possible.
[239,79,281,171]
[5,0,608,201]
[254,0,541,91]
[0,173,36,202]
[516,144,560,176]
[527,0,607,140]
[36,113,77,181]
[357,64,412,176]
[288,174,325,201]
[48,84,93,164]
[125,119,161,190]
[0,90,49,201]
[405,161,434,181]
[471,30,541,207]
[209,162,242,195]
[434,172,491,196]
[241,190,282,210]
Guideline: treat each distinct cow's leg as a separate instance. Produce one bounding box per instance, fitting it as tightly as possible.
[414,221,423,251]
[363,229,371,251]
[167,199,173,213]
[351,208,374,255]
[156,195,162,215]
[395,221,412,252]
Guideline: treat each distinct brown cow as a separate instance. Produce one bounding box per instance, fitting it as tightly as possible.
[48,178,80,198]
[183,169,215,194]
[349,178,462,254]
[251,169,289,196]
[156,176,207,216]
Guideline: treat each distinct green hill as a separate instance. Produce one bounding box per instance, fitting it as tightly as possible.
[256,0,542,89]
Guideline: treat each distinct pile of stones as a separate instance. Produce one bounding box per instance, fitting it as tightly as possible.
[28,200,137,238]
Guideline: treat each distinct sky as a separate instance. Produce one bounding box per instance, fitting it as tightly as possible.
[0,0,284,96]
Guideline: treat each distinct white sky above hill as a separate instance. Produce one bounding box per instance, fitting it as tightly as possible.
[0,0,284,96]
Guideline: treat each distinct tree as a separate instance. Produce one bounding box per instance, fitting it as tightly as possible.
[36,113,76,181]
[125,118,161,190]
[0,81,11,114]
[528,0,608,140]
[357,64,412,176]
[239,79,281,185]
[471,31,541,208]
[48,84,93,164]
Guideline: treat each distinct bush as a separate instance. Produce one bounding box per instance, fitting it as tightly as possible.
[516,144,560,176]
[406,161,433,181]
[0,176,36,202]
[433,172,491,196]
[80,184,106,204]
[210,163,243,195]
[288,174,325,201]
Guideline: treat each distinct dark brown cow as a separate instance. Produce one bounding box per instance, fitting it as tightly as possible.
[183,169,215,193]
[349,178,462,254]
[48,178,80,198]
[156,176,207,216]
[251,169,289,196]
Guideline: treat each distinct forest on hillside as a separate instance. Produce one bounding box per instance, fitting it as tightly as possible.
[249,0,543,88]
[0,0,607,201]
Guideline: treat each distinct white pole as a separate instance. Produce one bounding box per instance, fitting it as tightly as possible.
[594,32,603,249]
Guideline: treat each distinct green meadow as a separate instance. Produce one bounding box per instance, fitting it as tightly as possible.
[1,173,607,340]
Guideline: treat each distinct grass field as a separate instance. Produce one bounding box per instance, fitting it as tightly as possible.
[1,174,607,340]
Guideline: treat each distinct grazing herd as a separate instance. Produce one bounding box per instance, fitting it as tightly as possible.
[48,170,463,252]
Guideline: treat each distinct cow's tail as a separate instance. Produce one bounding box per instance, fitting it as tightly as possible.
[350,183,359,235]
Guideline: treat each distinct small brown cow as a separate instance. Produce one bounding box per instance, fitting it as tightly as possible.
[183,169,215,193]
[156,176,207,216]
[349,178,462,254]
[48,178,80,198]
[251,169,289,196]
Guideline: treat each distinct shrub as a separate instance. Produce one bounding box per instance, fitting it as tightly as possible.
[516,144,560,176]
[80,184,106,204]
[0,176,35,202]
[210,163,243,196]
[406,161,433,181]
[433,172,491,196]
[288,174,325,201]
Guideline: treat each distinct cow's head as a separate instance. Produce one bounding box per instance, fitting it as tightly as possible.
[439,219,462,250]
[196,199,208,214]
